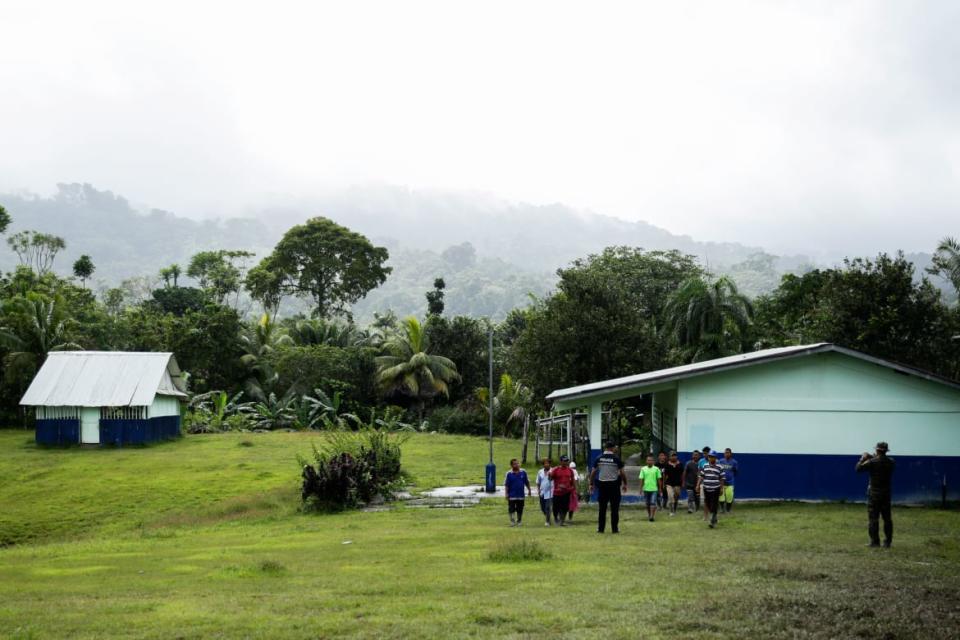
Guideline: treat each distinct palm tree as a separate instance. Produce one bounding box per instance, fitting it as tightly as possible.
[0,294,82,385]
[664,276,753,362]
[285,318,369,348]
[375,316,460,422]
[475,373,533,438]
[239,313,292,401]
[928,236,960,297]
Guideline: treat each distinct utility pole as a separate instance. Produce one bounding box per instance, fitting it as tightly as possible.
[485,327,496,492]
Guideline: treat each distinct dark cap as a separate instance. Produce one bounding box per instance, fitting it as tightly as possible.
[875,442,889,452]
[559,455,570,462]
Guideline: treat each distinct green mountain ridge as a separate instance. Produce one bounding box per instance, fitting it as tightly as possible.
[0,183,946,321]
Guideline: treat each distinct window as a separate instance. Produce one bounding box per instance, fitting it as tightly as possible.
[38,406,79,420]
[100,406,147,420]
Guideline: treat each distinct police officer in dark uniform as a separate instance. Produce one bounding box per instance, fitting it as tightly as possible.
[855,442,895,548]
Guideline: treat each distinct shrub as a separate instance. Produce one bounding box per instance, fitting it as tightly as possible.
[427,406,486,435]
[299,429,409,511]
[183,408,254,433]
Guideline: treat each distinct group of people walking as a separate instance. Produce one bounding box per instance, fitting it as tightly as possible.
[503,443,739,531]
[503,455,581,527]
[504,440,896,548]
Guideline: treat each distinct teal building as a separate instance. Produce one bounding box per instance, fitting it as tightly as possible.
[547,344,960,502]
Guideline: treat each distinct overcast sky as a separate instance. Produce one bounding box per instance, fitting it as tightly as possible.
[1,1,957,256]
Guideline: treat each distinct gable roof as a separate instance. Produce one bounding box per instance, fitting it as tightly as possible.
[20,351,188,407]
[546,343,960,405]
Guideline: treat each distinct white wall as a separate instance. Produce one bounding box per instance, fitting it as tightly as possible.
[148,394,181,418]
[677,353,960,456]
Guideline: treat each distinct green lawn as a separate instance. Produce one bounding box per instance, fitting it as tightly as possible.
[1,430,958,639]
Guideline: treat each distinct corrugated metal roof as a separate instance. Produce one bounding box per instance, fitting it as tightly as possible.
[20,351,188,407]
[546,343,960,404]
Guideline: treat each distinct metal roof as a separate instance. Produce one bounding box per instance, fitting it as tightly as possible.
[20,351,188,407]
[546,343,960,404]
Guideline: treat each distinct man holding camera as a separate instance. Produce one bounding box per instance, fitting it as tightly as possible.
[856,442,895,548]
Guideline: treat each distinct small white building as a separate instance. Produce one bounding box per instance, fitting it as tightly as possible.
[20,351,188,446]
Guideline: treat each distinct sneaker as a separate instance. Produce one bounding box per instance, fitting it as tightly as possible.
[669,512,675,517]
[648,517,654,522]
[709,522,715,529]
[883,541,892,548]
[545,521,551,527]
[867,542,880,548]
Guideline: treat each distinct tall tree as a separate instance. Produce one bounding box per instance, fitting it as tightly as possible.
[187,249,254,304]
[425,277,446,316]
[664,276,753,362]
[375,316,460,421]
[72,255,95,288]
[159,264,182,288]
[509,247,703,399]
[7,231,66,275]
[755,252,956,378]
[246,217,391,318]
[0,204,11,234]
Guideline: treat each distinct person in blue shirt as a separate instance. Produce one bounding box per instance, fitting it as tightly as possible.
[504,458,531,527]
[717,448,739,513]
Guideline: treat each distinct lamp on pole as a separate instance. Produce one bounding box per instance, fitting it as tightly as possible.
[484,327,496,492]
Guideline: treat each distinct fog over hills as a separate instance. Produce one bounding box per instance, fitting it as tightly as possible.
[0,183,943,321]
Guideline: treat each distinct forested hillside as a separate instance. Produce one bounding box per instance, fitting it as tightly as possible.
[1,183,950,321]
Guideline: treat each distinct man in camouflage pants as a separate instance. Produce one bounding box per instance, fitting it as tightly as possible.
[856,442,895,548]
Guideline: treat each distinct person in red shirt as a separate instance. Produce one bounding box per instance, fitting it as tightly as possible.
[549,455,576,526]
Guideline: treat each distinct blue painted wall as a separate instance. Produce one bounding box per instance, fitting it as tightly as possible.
[98,416,181,446]
[35,419,80,446]
[689,453,958,503]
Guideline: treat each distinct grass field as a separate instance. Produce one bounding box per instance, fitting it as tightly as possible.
[1,430,958,639]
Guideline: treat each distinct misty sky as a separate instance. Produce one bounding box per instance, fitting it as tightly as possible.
[1,1,957,257]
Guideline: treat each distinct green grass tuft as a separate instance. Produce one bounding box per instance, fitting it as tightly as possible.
[257,560,286,575]
[487,538,552,562]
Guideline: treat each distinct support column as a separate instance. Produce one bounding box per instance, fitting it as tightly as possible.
[588,401,603,469]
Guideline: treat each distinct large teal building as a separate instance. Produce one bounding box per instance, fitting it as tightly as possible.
[547,344,960,502]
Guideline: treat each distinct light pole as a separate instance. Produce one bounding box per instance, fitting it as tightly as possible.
[485,327,496,492]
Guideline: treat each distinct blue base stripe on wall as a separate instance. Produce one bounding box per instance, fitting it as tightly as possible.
[97,416,181,447]
[711,452,960,503]
[35,419,80,445]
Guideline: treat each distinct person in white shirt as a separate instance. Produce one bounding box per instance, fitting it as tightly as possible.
[536,458,554,526]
